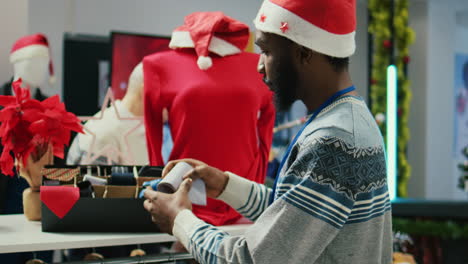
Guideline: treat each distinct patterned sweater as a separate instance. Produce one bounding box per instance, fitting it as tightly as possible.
[173,96,393,264]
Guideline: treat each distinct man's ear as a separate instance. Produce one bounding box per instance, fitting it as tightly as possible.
[295,45,314,65]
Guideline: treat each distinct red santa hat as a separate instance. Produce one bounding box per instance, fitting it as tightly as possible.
[169,11,250,70]
[9,33,55,83]
[254,0,356,58]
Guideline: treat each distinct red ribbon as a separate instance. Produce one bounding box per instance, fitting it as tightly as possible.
[40,186,80,219]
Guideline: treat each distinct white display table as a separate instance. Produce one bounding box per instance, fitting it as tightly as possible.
[0,214,249,254]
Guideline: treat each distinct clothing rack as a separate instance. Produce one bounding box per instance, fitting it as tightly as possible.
[59,252,194,264]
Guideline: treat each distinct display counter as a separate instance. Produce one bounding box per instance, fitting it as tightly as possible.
[0,214,249,254]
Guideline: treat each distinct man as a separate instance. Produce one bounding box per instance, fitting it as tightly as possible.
[144,0,392,263]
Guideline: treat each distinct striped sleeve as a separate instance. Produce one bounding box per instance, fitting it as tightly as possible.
[172,183,355,264]
[348,185,391,224]
[171,173,271,264]
[217,172,271,221]
[277,177,354,229]
[172,209,254,264]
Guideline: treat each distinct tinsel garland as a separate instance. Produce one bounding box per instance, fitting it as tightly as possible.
[368,0,415,197]
[393,218,468,240]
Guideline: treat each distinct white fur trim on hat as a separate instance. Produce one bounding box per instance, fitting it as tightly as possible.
[9,45,49,63]
[169,31,242,57]
[197,56,213,70]
[254,0,355,58]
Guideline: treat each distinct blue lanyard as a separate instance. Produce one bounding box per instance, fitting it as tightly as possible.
[269,85,356,203]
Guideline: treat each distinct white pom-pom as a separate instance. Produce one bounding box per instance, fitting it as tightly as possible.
[375,113,386,125]
[49,75,56,84]
[197,56,212,70]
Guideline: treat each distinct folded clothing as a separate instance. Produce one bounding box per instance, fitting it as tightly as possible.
[138,179,162,198]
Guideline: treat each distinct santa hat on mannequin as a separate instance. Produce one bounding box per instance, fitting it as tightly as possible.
[169,12,250,70]
[9,33,55,83]
[254,0,356,58]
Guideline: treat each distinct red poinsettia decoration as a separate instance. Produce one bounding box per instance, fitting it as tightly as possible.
[30,95,83,159]
[0,79,83,176]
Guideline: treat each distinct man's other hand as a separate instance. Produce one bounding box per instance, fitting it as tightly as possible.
[143,178,193,234]
[163,159,229,199]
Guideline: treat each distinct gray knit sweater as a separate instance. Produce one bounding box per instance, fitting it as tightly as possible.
[173,96,393,264]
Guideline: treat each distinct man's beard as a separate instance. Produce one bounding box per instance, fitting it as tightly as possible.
[263,58,298,112]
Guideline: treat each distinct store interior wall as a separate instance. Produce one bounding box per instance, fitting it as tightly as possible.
[407,0,468,200]
[27,0,75,98]
[0,0,28,87]
[22,0,370,101]
[2,0,468,199]
[422,0,468,200]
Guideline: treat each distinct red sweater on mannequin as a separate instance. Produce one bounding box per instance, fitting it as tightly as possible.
[143,49,275,225]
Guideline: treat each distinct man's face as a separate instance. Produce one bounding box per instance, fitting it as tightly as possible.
[256,31,298,111]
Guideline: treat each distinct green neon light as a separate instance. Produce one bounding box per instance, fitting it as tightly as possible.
[386,65,398,200]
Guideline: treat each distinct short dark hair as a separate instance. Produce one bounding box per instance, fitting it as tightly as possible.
[273,33,350,72]
[325,56,349,72]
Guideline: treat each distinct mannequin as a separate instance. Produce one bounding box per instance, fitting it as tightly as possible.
[1,33,54,216]
[0,58,49,100]
[120,63,172,162]
[13,56,50,90]
[143,12,275,226]
[0,33,54,264]
[4,72,51,221]
[1,33,53,100]
[121,62,144,116]
[6,34,54,220]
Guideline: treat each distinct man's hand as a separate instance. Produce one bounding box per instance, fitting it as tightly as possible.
[163,159,229,199]
[143,178,193,234]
